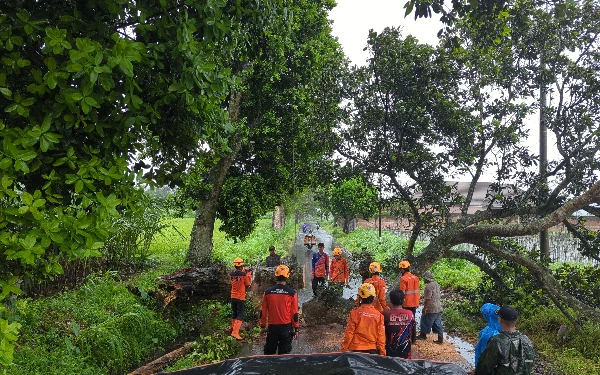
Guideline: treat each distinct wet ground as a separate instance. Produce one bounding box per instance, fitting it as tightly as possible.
[244,221,475,371]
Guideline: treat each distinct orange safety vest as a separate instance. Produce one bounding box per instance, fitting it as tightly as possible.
[230,269,252,300]
[358,275,389,312]
[400,272,420,308]
[341,304,386,355]
[330,257,349,283]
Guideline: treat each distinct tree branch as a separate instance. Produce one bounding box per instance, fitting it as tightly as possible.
[463,181,600,238]
[445,249,509,291]
[470,238,600,322]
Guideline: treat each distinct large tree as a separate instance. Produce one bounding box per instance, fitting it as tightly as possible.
[316,176,379,233]
[340,0,600,322]
[0,0,292,367]
[180,0,346,266]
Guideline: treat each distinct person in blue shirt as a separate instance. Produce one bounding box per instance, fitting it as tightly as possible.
[474,302,502,366]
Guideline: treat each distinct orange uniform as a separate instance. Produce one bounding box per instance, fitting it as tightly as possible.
[362,275,389,311]
[230,269,252,300]
[400,272,420,308]
[330,257,349,283]
[341,304,386,355]
[260,284,299,328]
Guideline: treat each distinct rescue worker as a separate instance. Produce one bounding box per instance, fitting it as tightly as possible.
[264,245,281,267]
[260,264,299,355]
[357,262,389,312]
[399,260,420,343]
[330,247,349,285]
[311,242,329,296]
[230,257,252,340]
[341,283,386,356]
[382,289,415,359]
[475,305,535,375]
[475,303,502,366]
[417,270,443,344]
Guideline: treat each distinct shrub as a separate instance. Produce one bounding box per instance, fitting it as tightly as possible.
[76,311,176,373]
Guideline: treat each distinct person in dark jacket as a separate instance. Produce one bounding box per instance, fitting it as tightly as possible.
[475,303,502,366]
[265,245,281,267]
[475,305,535,375]
[260,265,299,355]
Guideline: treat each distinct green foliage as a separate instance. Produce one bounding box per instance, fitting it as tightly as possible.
[9,272,175,375]
[552,262,600,309]
[212,217,296,266]
[317,177,379,233]
[441,300,481,340]
[167,334,240,371]
[102,194,174,268]
[430,257,482,290]
[76,311,176,373]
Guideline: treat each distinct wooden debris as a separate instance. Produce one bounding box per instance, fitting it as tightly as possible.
[127,341,194,375]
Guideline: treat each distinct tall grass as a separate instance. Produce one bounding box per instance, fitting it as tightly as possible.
[10,273,176,375]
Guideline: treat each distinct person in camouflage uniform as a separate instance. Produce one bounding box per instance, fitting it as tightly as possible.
[475,305,534,375]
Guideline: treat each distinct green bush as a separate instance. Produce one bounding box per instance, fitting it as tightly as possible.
[77,311,176,373]
[10,273,176,375]
[442,300,481,339]
[571,321,600,361]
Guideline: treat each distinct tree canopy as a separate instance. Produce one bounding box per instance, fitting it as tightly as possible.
[316,176,379,233]
[1,0,338,367]
[341,0,600,322]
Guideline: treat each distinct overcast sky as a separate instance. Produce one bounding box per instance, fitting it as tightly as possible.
[328,0,443,66]
[328,2,555,182]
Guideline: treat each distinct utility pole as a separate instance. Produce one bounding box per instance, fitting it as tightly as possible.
[539,57,550,259]
[378,175,382,244]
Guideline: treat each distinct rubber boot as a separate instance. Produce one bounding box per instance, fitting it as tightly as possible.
[416,332,427,340]
[231,319,243,340]
[434,332,443,344]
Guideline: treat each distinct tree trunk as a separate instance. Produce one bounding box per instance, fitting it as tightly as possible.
[186,92,244,267]
[272,205,285,232]
[187,200,219,267]
[343,216,351,233]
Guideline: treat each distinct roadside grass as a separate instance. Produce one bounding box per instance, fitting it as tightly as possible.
[8,215,295,375]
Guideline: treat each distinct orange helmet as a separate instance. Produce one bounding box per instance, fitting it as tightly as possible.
[333,247,342,256]
[233,257,244,266]
[275,264,290,278]
[398,260,411,269]
[358,283,377,298]
[369,262,382,273]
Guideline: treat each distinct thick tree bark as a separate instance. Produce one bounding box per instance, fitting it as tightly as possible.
[272,205,285,232]
[186,92,244,267]
[409,182,600,324]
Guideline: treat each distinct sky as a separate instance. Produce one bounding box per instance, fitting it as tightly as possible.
[328,1,555,182]
[328,0,443,66]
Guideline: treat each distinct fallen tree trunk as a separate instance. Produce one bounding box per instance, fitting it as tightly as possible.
[156,258,304,310]
[127,341,194,375]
